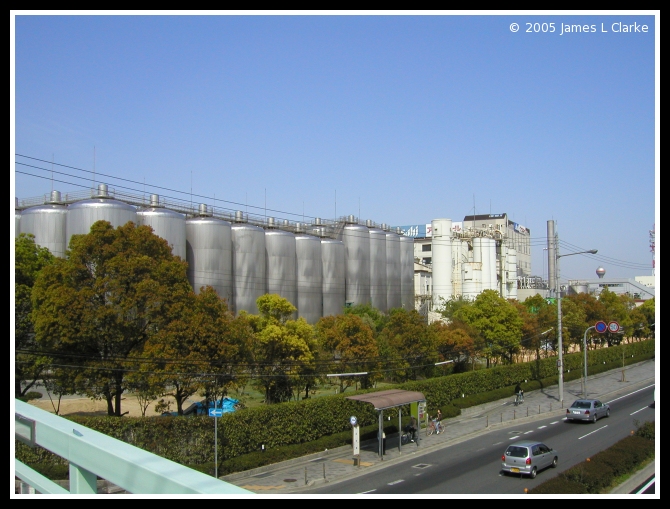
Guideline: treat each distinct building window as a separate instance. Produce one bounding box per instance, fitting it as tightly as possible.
[422,244,431,252]
[422,257,432,265]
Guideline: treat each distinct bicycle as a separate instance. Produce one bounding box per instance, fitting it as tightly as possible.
[514,391,524,406]
[427,419,444,436]
[400,426,417,445]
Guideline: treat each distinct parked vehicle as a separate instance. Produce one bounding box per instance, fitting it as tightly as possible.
[565,399,610,423]
[501,441,558,479]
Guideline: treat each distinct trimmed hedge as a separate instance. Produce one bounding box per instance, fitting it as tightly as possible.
[16,340,654,477]
[529,420,655,494]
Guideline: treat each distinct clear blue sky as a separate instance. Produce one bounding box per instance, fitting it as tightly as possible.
[11,12,658,283]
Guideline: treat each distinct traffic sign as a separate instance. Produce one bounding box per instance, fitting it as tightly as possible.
[209,408,223,417]
[608,321,620,333]
[595,321,608,333]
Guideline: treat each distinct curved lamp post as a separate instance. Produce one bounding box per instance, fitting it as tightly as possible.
[556,248,598,403]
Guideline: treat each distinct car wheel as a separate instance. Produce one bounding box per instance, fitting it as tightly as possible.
[606,409,610,418]
[552,457,558,468]
[530,467,537,479]
[593,413,597,423]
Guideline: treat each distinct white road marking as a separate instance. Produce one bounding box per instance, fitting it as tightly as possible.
[537,425,547,429]
[388,480,404,485]
[606,384,654,405]
[550,421,560,424]
[578,425,608,440]
[492,441,504,446]
[631,406,650,415]
[509,436,520,440]
[524,431,533,434]
[476,448,486,452]
[360,489,377,494]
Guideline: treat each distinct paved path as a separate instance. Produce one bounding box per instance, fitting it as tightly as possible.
[221,359,656,494]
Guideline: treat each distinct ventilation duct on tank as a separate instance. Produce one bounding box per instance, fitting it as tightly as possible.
[346,215,357,224]
[396,227,402,235]
[381,223,388,231]
[197,203,211,217]
[267,217,276,228]
[365,219,373,227]
[313,217,322,226]
[150,194,161,207]
[47,190,62,203]
[283,219,290,227]
[295,222,305,233]
[234,210,246,223]
[93,183,110,198]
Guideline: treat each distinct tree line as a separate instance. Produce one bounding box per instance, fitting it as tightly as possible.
[14,221,655,416]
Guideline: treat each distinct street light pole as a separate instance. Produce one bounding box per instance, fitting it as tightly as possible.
[583,325,595,398]
[555,246,598,403]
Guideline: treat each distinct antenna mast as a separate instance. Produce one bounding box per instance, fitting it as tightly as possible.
[649,225,655,275]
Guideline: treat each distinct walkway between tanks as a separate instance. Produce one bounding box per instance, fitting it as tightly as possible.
[221,359,656,494]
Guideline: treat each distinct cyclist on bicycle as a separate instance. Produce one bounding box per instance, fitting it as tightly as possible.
[514,383,524,405]
[436,409,443,434]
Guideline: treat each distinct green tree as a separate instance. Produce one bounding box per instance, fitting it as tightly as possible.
[377,308,437,382]
[247,294,317,404]
[435,295,474,321]
[454,289,523,366]
[429,319,476,372]
[14,233,55,397]
[31,220,192,416]
[344,303,388,333]
[315,313,380,392]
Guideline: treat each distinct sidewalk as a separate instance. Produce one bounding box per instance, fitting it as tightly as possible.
[221,359,656,494]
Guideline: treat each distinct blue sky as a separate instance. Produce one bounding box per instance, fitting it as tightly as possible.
[11,12,658,283]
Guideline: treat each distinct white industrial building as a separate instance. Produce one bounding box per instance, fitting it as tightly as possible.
[400,213,530,316]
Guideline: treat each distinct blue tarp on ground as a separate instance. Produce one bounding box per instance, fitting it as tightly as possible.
[165,397,240,416]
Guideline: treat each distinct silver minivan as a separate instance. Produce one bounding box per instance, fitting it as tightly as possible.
[501,441,558,479]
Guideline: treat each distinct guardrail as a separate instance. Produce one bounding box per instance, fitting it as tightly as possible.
[14,400,252,495]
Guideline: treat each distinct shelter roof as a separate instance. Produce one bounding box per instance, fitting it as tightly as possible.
[346,389,426,411]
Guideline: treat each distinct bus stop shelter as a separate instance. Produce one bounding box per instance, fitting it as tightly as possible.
[346,389,426,459]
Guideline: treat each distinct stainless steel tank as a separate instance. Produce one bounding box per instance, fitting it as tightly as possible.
[384,225,401,311]
[399,233,415,310]
[137,194,186,261]
[185,204,233,305]
[264,223,297,312]
[321,237,346,318]
[295,230,323,324]
[231,215,266,315]
[65,184,137,248]
[340,219,370,307]
[507,248,518,300]
[15,198,21,239]
[19,193,68,258]
[367,220,388,312]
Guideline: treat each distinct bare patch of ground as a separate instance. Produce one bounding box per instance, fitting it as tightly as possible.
[28,394,166,418]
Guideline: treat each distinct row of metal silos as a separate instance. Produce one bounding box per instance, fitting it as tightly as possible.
[16,184,415,323]
[338,216,414,313]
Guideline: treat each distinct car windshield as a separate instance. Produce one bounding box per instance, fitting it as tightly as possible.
[572,401,592,409]
[506,446,529,458]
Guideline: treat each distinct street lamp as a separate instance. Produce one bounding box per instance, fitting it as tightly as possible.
[583,325,596,398]
[556,248,598,403]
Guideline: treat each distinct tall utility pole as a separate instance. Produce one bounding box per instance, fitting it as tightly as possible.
[555,241,598,403]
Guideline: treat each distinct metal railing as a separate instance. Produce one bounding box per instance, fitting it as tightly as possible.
[14,400,252,495]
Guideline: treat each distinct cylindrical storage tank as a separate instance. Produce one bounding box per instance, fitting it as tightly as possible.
[321,238,346,317]
[295,232,323,324]
[340,221,370,307]
[185,209,233,304]
[15,198,21,239]
[20,204,68,258]
[137,195,186,261]
[451,238,466,298]
[231,219,266,315]
[499,243,508,298]
[462,262,482,301]
[264,226,297,312]
[490,238,498,292]
[507,248,518,300]
[431,219,453,309]
[399,233,415,310]
[482,237,497,291]
[385,227,402,310]
[367,221,388,312]
[65,184,137,248]
[473,237,483,264]
[473,237,491,292]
